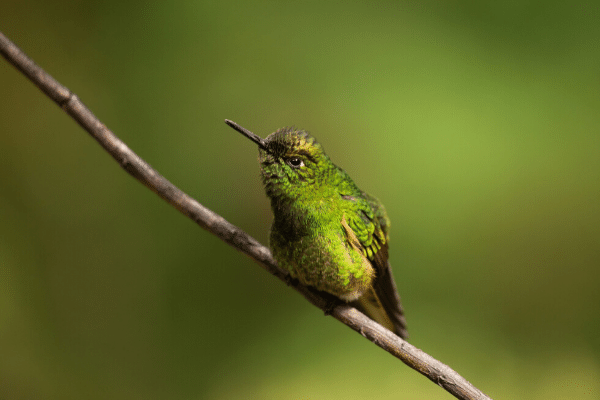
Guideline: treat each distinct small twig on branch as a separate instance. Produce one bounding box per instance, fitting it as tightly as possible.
[0,30,492,400]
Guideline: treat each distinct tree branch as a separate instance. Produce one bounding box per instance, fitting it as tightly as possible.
[0,31,492,400]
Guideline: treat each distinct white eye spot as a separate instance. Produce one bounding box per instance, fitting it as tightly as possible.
[287,157,304,168]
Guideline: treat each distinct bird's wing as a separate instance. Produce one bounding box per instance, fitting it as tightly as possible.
[343,193,409,339]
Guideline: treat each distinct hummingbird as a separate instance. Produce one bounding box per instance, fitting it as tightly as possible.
[226,119,408,339]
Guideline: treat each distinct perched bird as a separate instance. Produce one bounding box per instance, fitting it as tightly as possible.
[226,119,408,339]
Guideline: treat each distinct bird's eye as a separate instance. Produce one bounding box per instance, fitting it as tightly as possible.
[287,157,304,168]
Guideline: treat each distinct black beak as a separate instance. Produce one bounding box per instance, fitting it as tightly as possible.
[225,119,268,151]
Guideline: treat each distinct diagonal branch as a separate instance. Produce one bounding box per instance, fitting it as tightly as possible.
[0,31,492,400]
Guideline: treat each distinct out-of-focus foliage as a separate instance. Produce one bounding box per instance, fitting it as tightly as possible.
[1,1,599,399]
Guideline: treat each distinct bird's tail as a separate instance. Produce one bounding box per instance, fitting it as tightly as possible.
[352,287,409,339]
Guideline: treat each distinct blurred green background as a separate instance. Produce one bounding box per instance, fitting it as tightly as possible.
[1,1,599,399]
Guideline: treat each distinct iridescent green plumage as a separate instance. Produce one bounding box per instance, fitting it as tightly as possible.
[226,120,408,339]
